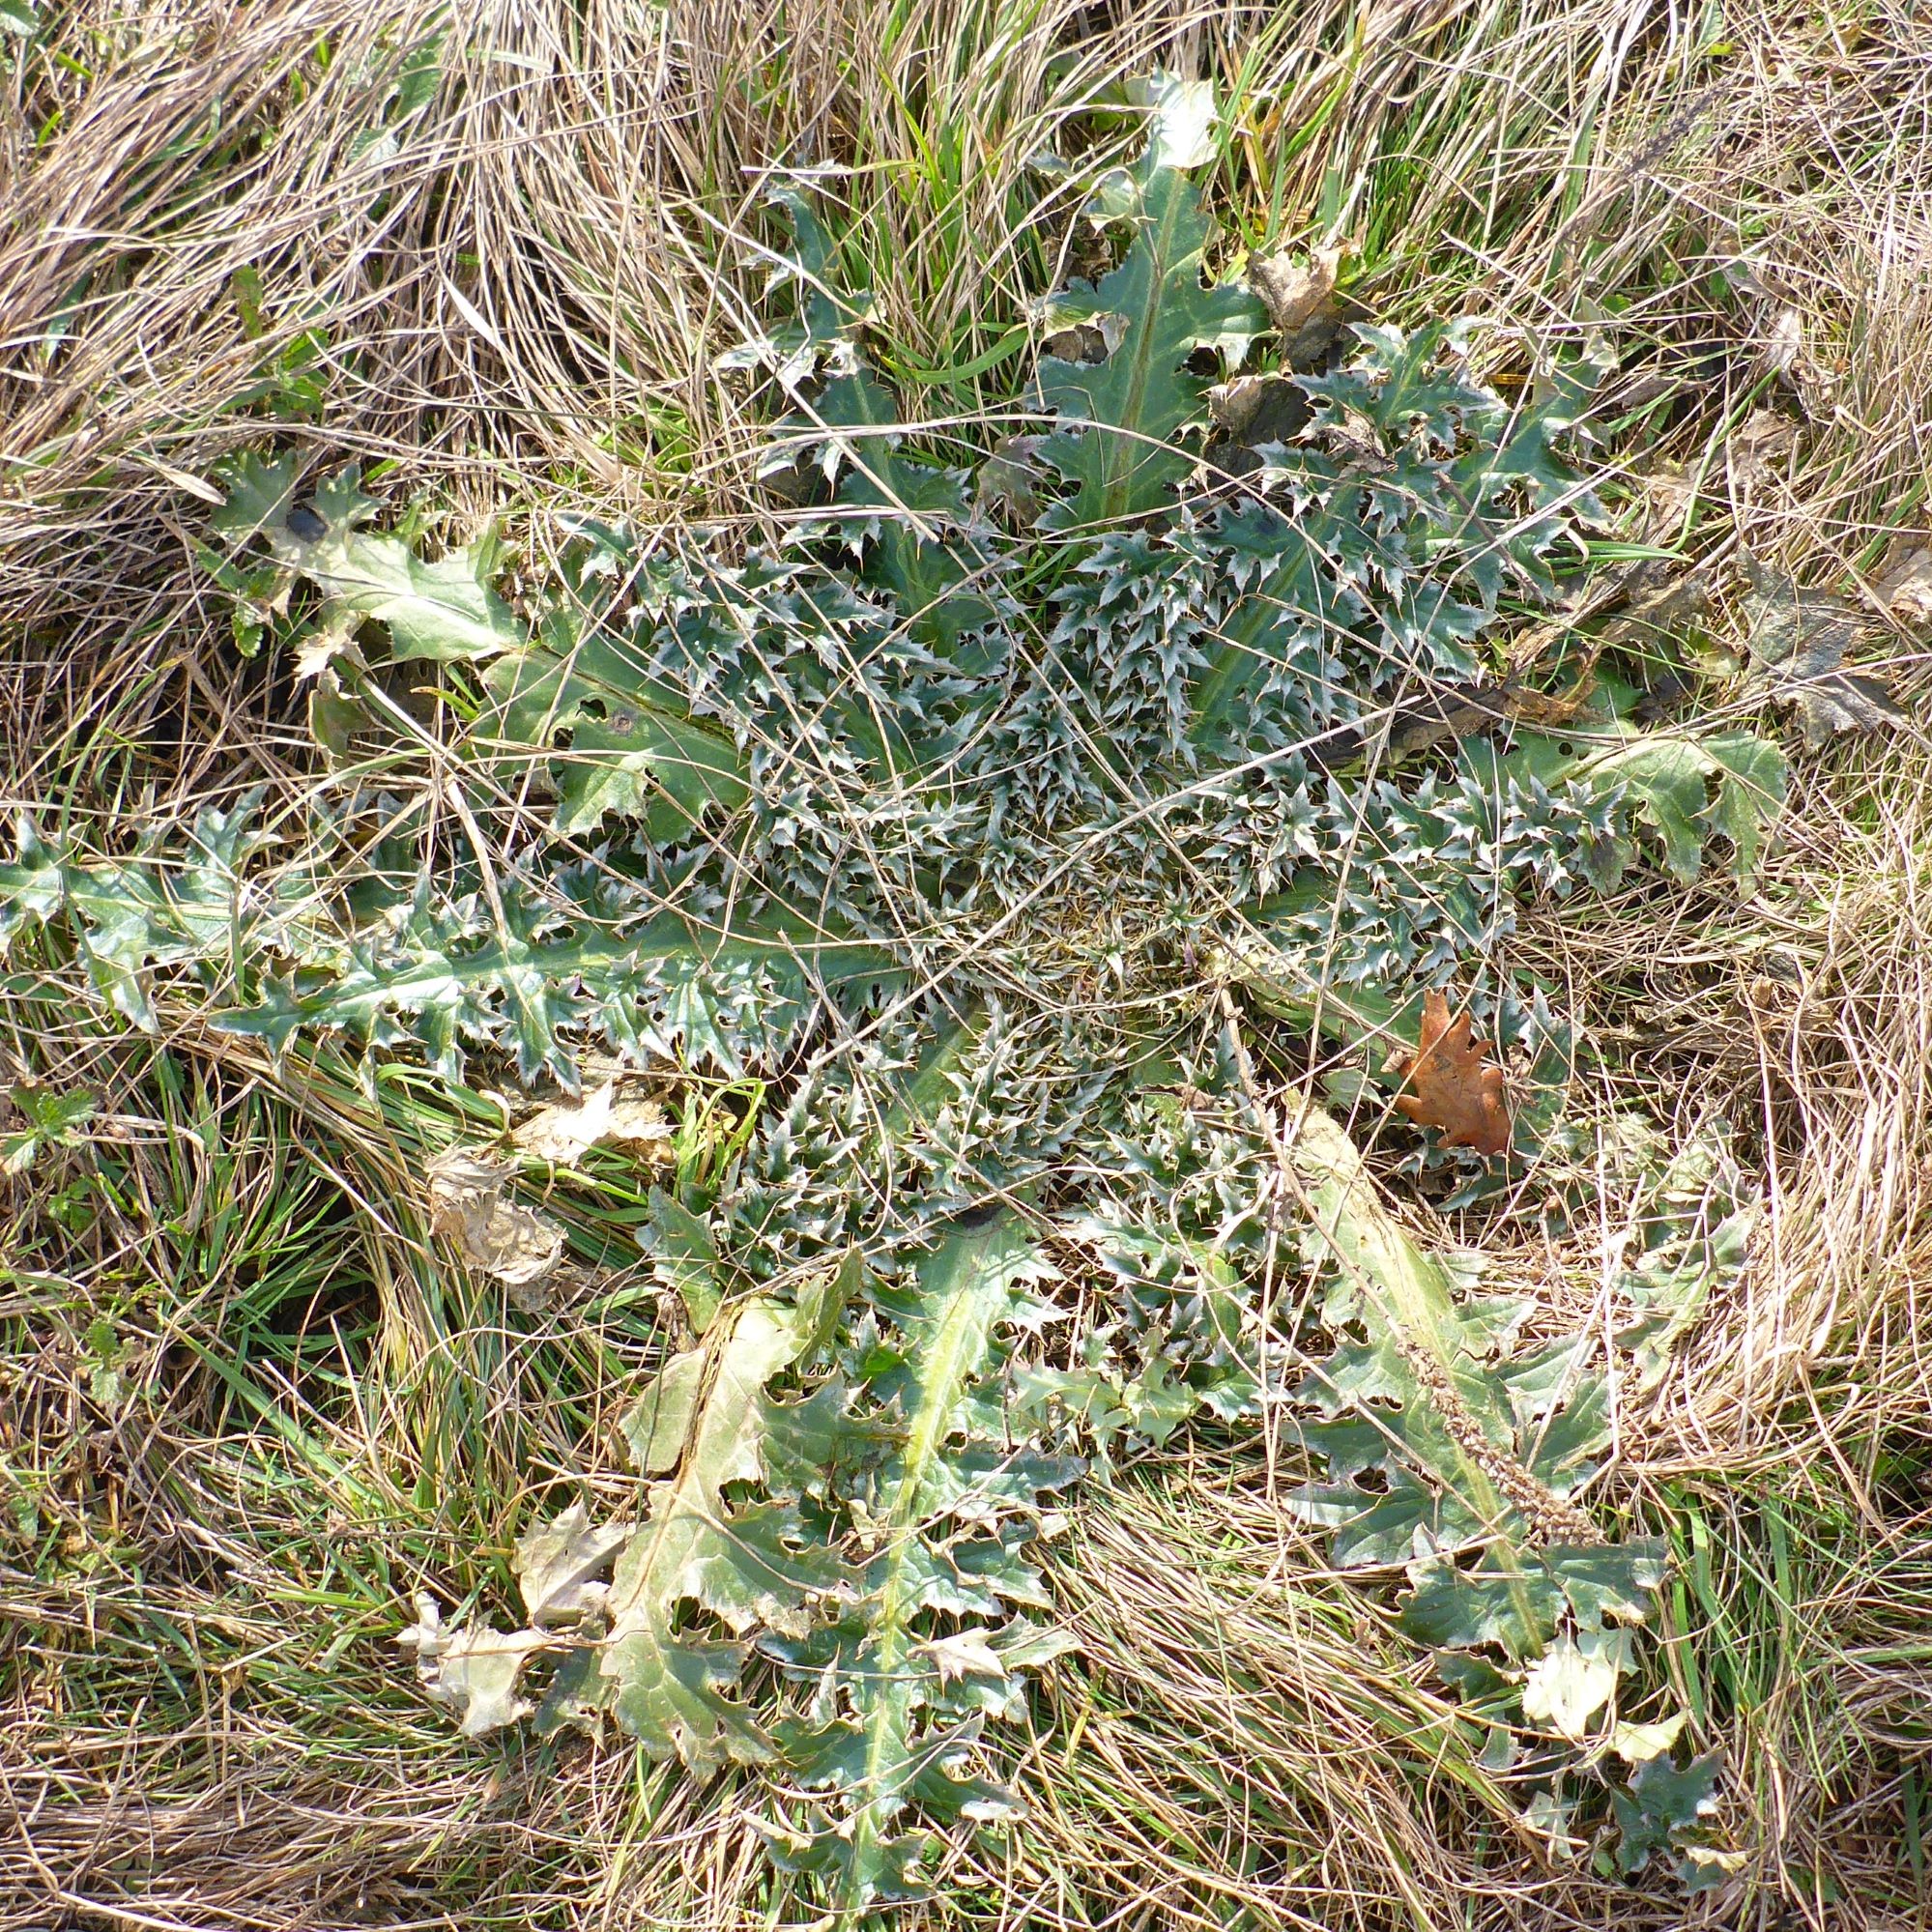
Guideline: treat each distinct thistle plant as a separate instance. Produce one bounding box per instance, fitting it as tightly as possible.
[1,77,1774,1915]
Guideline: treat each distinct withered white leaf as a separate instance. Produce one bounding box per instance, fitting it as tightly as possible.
[397,1593,548,1737]
[1522,1632,1621,1741]
[1611,1711,1690,1764]
[514,1501,631,1627]
[426,1147,563,1287]
[1763,306,1803,377]
[511,1079,672,1168]
[292,613,362,682]
[918,1629,1007,1684]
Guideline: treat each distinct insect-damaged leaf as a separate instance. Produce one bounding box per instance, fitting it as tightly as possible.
[479,613,752,837]
[1479,723,1788,889]
[1393,990,1513,1157]
[1033,89,1265,529]
[1398,1554,1564,1651]
[1612,1751,1727,1880]
[213,453,524,662]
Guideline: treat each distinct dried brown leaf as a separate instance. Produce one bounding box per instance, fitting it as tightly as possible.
[1250,245,1343,366]
[1740,555,1907,747]
[1877,540,1932,630]
[1392,991,1513,1158]
[426,1148,563,1286]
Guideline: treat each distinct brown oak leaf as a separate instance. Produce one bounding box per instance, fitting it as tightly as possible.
[1392,991,1512,1158]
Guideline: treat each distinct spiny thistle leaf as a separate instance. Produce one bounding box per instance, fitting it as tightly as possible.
[0,802,280,1027]
[762,188,998,649]
[222,875,896,1086]
[762,1214,1082,1921]
[1613,1122,1755,1387]
[1283,1109,1619,1633]
[1033,94,1264,529]
[480,614,752,838]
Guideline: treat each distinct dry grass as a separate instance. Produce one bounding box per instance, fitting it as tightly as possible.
[4,0,1932,1927]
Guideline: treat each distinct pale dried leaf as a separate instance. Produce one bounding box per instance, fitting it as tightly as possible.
[1680,1845,1750,1877]
[1763,306,1803,376]
[512,1079,672,1167]
[1519,1790,1586,1857]
[1726,408,1801,492]
[918,1629,1007,1684]
[1611,1711,1690,1764]
[427,1147,563,1287]
[1636,463,1699,537]
[292,615,361,681]
[1876,541,1932,629]
[515,1501,631,1627]
[397,1594,548,1737]
[1522,1633,1618,1740]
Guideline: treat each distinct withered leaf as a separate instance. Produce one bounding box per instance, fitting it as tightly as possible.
[1250,245,1343,367]
[396,1595,548,1737]
[1876,539,1932,630]
[1392,991,1513,1158]
[511,1080,673,1168]
[974,434,1050,528]
[1207,374,1312,476]
[426,1148,563,1287]
[1739,555,1907,748]
[514,1500,631,1628]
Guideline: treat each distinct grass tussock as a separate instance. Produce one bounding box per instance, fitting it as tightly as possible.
[4,1,1932,1928]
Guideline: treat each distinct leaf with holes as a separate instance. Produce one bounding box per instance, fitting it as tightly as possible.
[214,453,523,662]
[1033,84,1265,529]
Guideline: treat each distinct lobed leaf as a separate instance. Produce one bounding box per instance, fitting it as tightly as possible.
[214,453,523,662]
[1033,106,1264,530]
